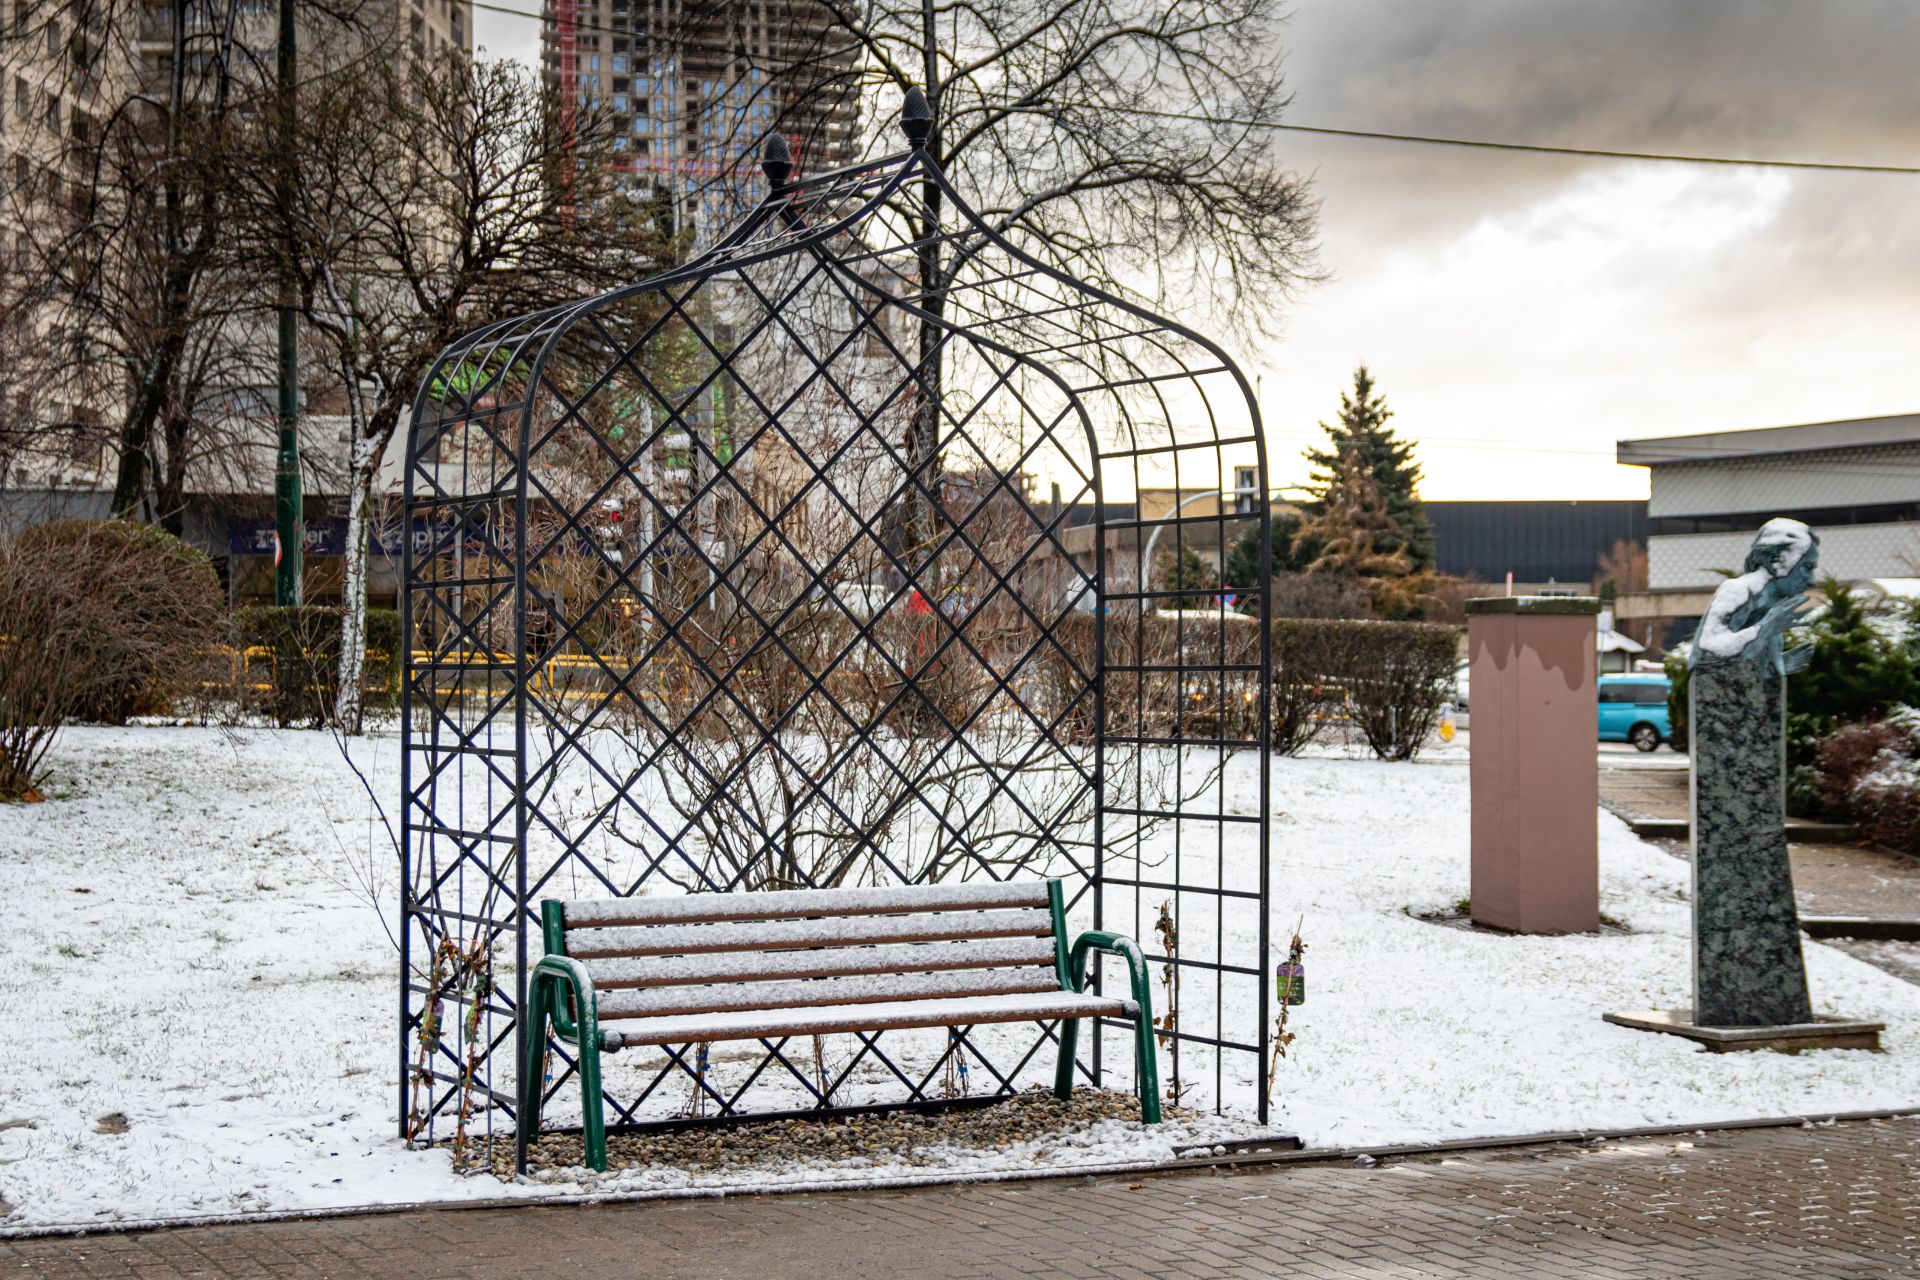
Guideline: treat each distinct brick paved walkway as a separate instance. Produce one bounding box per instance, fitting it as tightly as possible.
[7,1116,1919,1278]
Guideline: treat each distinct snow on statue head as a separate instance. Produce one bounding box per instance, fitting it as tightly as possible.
[1690,517,1819,670]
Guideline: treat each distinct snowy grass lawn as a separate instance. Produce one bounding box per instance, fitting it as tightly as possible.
[4,724,1920,1231]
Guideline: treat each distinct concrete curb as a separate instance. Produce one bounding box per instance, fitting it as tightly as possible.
[1802,916,1920,942]
[6,1105,1917,1242]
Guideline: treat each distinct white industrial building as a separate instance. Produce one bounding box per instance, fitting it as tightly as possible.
[1615,413,1920,635]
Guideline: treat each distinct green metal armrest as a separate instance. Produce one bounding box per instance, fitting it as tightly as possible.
[519,952,612,1171]
[533,953,602,1047]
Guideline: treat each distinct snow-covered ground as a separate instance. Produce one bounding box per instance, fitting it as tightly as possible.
[3,723,1919,1232]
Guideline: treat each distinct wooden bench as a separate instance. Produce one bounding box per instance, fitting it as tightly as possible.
[520,879,1160,1170]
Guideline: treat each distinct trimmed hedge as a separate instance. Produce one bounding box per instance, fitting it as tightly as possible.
[1299,619,1458,761]
[236,605,403,728]
[1039,612,1458,759]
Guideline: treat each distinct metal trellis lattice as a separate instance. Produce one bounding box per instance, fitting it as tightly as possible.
[400,86,1274,1173]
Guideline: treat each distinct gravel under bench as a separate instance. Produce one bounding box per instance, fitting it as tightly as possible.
[488,1090,1198,1181]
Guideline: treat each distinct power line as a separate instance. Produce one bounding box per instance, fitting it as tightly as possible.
[1021,100,1920,174]
[1219,118,1919,176]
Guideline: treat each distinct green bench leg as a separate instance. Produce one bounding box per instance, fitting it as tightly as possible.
[1053,1017,1080,1102]
[1131,1002,1161,1124]
[518,975,549,1140]
[577,1034,607,1173]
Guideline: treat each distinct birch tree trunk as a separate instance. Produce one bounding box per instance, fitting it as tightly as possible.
[335,439,376,733]
[327,267,380,735]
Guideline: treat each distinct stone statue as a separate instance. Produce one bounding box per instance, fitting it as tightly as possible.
[1691,517,1819,674]
[1686,518,1817,1026]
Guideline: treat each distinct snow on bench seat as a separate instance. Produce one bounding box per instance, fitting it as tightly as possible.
[583,936,1058,990]
[565,908,1053,960]
[596,965,1062,1020]
[561,880,1051,928]
[598,989,1130,1050]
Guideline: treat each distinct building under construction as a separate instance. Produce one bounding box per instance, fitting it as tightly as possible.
[541,0,861,239]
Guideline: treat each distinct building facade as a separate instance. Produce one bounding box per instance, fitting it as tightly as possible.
[0,1,469,603]
[1616,413,1920,632]
[1426,500,1648,594]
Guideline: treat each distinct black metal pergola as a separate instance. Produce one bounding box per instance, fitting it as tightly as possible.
[399,89,1274,1164]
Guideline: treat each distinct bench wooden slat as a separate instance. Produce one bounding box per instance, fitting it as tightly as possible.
[560,880,1051,929]
[599,989,1130,1049]
[582,936,1057,990]
[597,967,1062,1020]
[565,908,1053,960]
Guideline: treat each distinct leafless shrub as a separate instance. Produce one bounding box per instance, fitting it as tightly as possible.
[0,520,225,797]
[1814,718,1920,855]
[1333,620,1460,761]
[1271,620,1346,756]
[1269,571,1375,621]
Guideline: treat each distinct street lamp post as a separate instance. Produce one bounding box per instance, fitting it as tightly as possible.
[273,0,302,606]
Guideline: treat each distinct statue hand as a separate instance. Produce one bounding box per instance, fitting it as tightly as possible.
[1782,644,1813,674]
[1755,593,1810,644]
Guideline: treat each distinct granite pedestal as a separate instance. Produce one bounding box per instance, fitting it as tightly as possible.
[1688,661,1812,1026]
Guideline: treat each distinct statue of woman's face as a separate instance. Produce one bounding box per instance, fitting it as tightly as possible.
[1751,519,1813,580]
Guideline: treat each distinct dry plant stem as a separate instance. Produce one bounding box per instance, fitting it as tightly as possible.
[1264,922,1305,1107]
[1154,901,1182,1107]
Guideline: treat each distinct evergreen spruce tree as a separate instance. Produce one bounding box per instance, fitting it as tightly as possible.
[1222,506,1318,589]
[1158,540,1220,608]
[1304,366,1433,572]
[1298,451,1429,618]
[1790,578,1920,727]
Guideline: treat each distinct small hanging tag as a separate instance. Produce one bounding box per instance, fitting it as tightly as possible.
[1275,961,1305,1006]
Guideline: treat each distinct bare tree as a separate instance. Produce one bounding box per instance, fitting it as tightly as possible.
[227,55,678,731]
[696,0,1319,326]
[0,0,374,525]
[673,0,1318,567]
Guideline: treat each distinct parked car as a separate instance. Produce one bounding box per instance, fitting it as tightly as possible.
[1597,674,1673,752]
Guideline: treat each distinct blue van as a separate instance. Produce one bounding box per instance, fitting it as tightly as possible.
[1597,675,1673,752]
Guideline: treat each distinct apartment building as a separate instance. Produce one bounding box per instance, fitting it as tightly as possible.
[0,0,469,602]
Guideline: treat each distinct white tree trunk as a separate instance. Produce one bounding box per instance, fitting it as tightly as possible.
[637,399,654,629]
[324,267,387,735]
[335,446,376,733]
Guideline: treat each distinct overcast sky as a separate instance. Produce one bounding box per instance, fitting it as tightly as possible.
[474,1,1920,500]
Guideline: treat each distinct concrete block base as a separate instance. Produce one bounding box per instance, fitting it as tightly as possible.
[1603,1008,1884,1053]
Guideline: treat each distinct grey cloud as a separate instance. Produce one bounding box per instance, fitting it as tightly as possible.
[1270,0,1920,246]
[1283,0,1919,157]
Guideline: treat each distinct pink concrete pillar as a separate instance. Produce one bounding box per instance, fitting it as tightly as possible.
[1466,596,1601,934]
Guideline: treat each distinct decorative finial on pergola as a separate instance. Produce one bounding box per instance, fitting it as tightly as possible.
[902,87,933,149]
[761,132,793,188]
